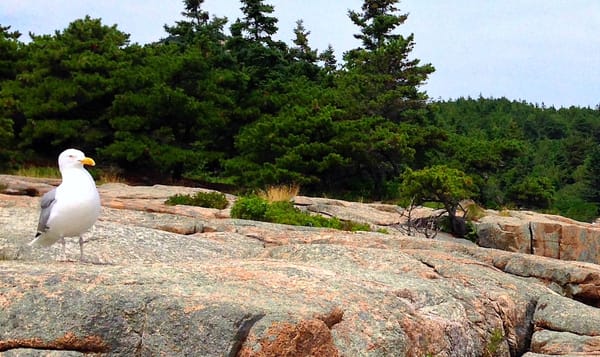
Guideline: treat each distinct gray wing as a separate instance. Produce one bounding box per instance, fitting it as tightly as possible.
[36,188,57,236]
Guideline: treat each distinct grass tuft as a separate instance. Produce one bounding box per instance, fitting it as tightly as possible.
[13,166,60,179]
[484,328,505,356]
[464,203,487,221]
[258,184,300,203]
[499,209,512,217]
[96,167,126,184]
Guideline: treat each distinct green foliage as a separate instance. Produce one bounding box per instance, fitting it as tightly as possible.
[0,27,22,169]
[165,191,228,209]
[484,328,505,357]
[509,175,554,209]
[551,183,599,222]
[0,25,23,80]
[264,201,329,227]
[464,221,479,243]
[399,165,476,237]
[581,144,600,203]
[348,0,408,51]
[399,165,476,215]
[231,196,370,231]
[2,16,129,158]
[230,195,269,221]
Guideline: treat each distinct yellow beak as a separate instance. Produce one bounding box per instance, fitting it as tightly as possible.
[80,157,96,166]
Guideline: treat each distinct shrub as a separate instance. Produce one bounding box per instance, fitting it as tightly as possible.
[464,221,479,243]
[264,201,342,229]
[231,195,370,231]
[339,220,372,232]
[230,195,269,220]
[264,201,315,226]
[165,191,229,209]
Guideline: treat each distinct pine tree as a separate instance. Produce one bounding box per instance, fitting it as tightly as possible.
[0,25,23,168]
[348,0,408,50]
[582,144,600,203]
[0,25,22,80]
[319,44,338,73]
[163,0,228,48]
[9,17,130,155]
[343,0,434,122]
[290,20,317,63]
[235,0,279,45]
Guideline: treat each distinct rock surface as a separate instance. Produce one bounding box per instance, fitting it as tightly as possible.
[477,209,600,265]
[1,175,600,356]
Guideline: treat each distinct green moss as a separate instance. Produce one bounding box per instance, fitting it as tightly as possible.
[165,191,228,209]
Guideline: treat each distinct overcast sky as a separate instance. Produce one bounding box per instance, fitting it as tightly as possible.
[1,0,599,108]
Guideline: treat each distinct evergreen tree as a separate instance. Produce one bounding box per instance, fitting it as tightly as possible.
[0,25,23,168]
[399,165,477,236]
[0,25,22,80]
[319,44,338,73]
[224,0,289,132]
[288,20,320,79]
[343,1,434,122]
[290,20,317,63]
[234,0,279,44]
[3,17,129,159]
[348,0,408,51]
[104,2,238,181]
[582,144,600,203]
[163,0,228,49]
[325,0,437,197]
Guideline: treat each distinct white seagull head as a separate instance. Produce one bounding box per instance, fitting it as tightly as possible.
[58,148,96,172]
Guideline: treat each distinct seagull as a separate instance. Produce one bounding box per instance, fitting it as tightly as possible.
[29,148,101,260]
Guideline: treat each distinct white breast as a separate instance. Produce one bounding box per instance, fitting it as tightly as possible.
[47,168,101,237]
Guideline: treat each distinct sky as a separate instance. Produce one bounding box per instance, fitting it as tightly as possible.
[1,0,599,108]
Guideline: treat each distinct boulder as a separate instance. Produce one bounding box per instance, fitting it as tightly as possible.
[530,330,600,355]
[476,209,600,265]
[529,293,600,355]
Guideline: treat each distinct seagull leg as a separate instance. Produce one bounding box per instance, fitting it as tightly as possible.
[60,237,66,261]
[78,236,84,261]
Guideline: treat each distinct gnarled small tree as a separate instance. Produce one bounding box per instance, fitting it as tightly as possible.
[399,165,477,237]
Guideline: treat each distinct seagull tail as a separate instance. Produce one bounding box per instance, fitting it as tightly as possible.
[29,232,60,247]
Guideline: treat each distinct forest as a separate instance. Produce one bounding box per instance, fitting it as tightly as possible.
[1,0,600,223]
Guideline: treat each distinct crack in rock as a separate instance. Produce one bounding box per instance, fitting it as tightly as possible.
[227,313,265,357]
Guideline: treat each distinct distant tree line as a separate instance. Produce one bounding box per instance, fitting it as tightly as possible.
[1,0,600,223]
